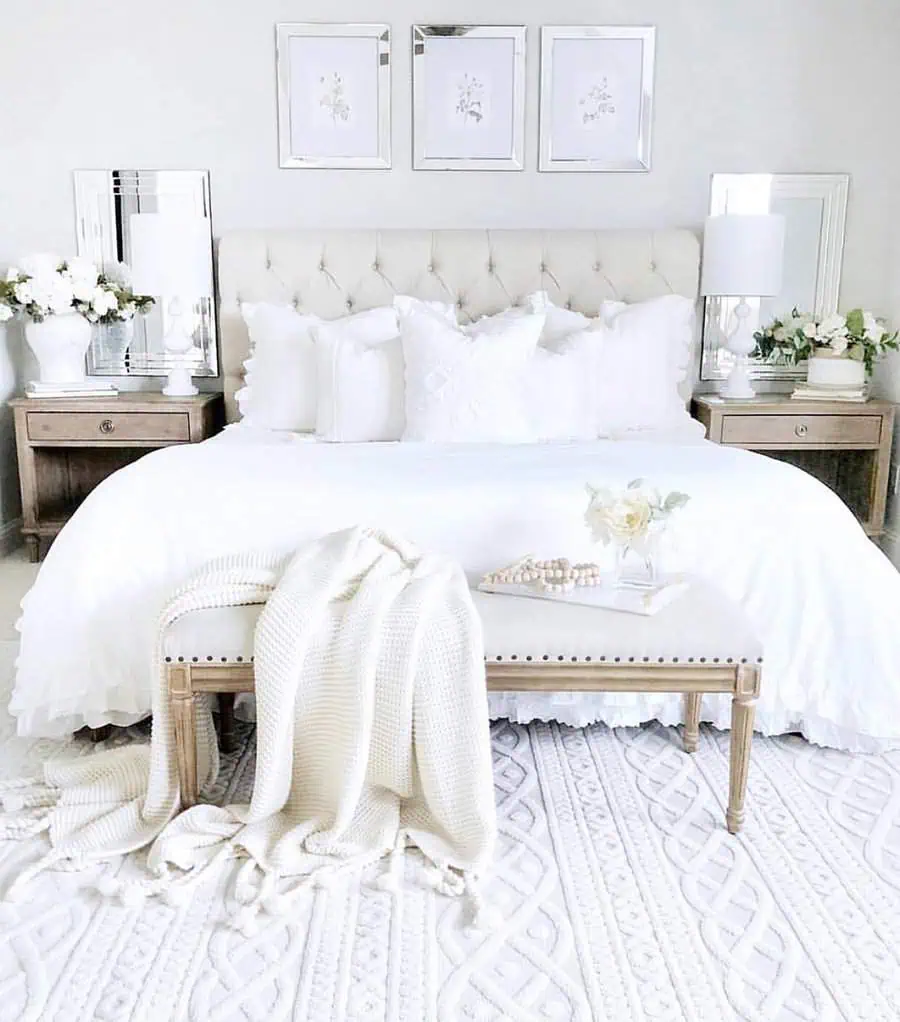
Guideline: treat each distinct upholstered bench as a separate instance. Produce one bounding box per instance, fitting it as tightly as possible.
[164,581,762,833]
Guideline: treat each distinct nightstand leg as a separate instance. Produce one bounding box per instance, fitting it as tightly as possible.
[25,535,39,563]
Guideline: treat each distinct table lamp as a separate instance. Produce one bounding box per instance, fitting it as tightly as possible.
[701,213,785,399]
[129,213,213,397]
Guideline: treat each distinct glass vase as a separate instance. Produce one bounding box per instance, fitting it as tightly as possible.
[612,530,662,589]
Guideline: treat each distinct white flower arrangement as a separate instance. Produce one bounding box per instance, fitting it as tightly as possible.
[585,479,690,550]
[0,253,153,326]
[753,307,898,376]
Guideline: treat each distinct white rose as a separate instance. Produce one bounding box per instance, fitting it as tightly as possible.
[0,304,12,322]
[829,334,849,356]
[863,312,886,344]
[65,257,99,286]
[803,322,819,339]
[602,495,653,542]
[72,280,95,302]
[14,282,33,305]
[5,267,20,283]
[774,327,787,342]
[48,279,74,313]
[820,314,847,338]
[19,253,62,278]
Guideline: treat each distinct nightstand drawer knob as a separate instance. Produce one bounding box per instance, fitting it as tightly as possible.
[99,419,115,435]
[794,423,809,438]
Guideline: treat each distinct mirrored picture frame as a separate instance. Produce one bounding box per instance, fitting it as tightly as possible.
[74,169,218,378]
[276,23,391,169]
[539,26,655,172]
[412,25,526,171]
[700,172,850,381]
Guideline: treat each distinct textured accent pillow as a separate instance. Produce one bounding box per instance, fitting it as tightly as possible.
[400,301,545,443]
[237,303,398,432]
[314,297,456,443]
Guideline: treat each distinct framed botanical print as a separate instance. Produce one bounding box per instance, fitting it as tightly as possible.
[412,25,526,171]
[276,23,391,169]
[539,26,655,172]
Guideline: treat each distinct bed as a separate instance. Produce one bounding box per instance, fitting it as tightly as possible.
[11,229,900,751]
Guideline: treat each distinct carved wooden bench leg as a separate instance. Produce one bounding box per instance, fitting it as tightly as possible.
[169,664,199,808]
[217,693,237,754]
[683,692,701,753]
[726,665,760,835]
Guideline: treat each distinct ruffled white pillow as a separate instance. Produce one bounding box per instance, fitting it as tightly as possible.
[400,301,545,443]
[237,303,398,432]
[314,297,456,443]
[595,295,697,435]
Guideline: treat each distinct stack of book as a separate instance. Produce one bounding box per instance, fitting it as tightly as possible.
[25,380,119,399]
[790,383,867,403]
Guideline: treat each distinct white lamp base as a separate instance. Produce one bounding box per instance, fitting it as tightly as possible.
[160,296,200,398]
[719,358,757,400]
[718,297,757,400]
[163,366,198,397]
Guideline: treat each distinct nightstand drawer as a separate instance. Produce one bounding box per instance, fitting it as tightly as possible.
[27,411,191,443]
[720,414,882,447]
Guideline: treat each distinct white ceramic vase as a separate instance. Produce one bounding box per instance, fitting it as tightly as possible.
[25,313,92,385]
[806,354,866,389]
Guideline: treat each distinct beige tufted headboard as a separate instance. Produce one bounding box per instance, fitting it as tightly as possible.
[216,229,701,423]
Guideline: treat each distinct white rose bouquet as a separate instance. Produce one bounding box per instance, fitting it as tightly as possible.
[753,307,898,376]
[585,479,690,549]
[0,254,154,326]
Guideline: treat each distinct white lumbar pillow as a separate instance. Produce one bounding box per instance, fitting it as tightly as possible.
[400,301,545,443]
[314,297,456,443]
[237,303,399,432]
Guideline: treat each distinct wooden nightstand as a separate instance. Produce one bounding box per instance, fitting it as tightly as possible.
[11,392,224,561]
[692,394,895,537]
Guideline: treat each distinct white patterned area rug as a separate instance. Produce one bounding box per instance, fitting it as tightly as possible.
[1,641,900,1022]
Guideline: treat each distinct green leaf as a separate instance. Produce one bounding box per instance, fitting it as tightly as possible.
[627,478,645,490]
[663,492,690,512]
[845,308,864,336]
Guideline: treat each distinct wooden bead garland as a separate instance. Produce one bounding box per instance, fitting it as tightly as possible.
[482,555,604,594]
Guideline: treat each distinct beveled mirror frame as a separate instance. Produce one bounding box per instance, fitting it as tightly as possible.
[74,169,218,378]
[700,172,850,381]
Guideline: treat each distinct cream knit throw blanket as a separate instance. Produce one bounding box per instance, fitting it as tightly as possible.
[0,527,497,931]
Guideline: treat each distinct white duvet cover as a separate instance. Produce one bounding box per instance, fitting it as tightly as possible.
[11,425,900,751]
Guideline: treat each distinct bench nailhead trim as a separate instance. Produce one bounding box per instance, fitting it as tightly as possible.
[165,657,171,663]
[525,655,532,661]
[177,656,184,663]
[542,655,549,661]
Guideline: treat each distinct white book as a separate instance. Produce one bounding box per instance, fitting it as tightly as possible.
[478,574,690,616]
[25,385,120,399]
[790,390,867,403]
[27,380,118,393]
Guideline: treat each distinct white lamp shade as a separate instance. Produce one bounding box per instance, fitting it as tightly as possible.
[128,213,212,299]
[700,213,786,297]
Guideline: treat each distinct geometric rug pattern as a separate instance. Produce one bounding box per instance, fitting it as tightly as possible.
[2,640,899,1021]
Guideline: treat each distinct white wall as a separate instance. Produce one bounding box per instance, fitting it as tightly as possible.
[1,0,899,534]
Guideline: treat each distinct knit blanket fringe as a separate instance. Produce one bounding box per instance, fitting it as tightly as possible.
[0,527,497,931]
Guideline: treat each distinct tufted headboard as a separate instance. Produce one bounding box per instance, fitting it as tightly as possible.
[216,229,701,423]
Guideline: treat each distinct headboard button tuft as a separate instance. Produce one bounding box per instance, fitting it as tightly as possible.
[593,262,602,271]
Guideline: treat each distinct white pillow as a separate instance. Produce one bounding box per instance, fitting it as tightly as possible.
[314,297,456,442]
[237,303,398,431]
[526,331,601,441]
[400,301,545,443]
[526,291,593,343]
[594,295,697,434]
